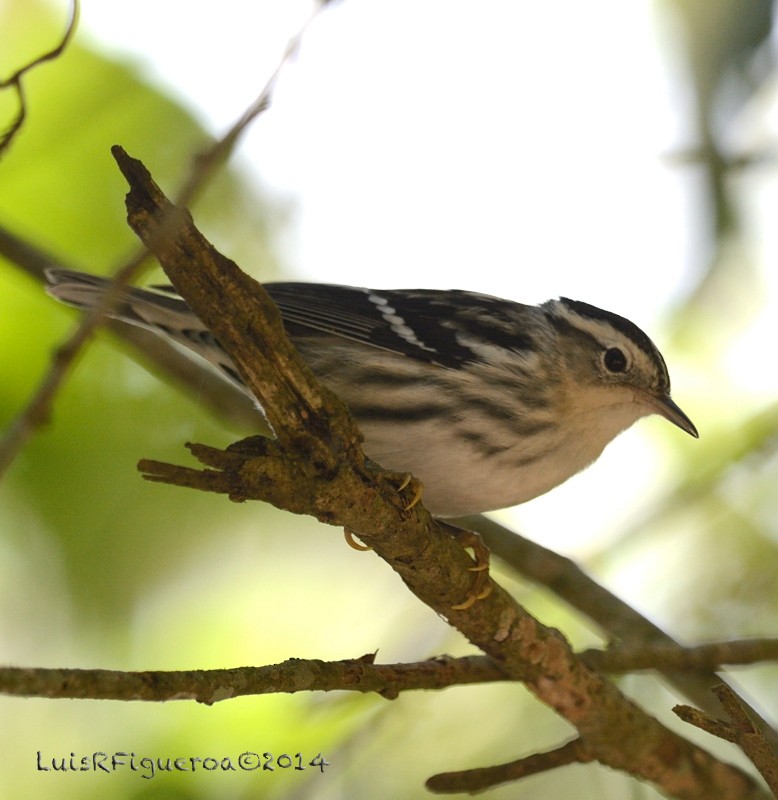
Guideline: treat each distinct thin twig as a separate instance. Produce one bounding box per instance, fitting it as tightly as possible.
[178,0,327,206]
[675,684,778,796]
[0,2,328,479]
[0,0,79,154]
[427,739,592,794]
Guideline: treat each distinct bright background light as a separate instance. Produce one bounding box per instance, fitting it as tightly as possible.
[80,1,691,300]
[47,0,778,554]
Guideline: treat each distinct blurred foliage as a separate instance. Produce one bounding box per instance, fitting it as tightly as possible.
[2,1,778,799]
[665,0,773,238]
[0,4,380,799]
[662,0,775,333]
[0,0,285,622]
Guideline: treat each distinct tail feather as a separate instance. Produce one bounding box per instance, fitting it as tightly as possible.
[45,269,248,393]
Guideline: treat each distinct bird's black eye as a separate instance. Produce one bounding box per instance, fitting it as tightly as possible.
[603,347,628,373]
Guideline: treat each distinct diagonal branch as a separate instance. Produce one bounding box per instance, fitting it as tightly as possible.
[109,146,767,800]
[459,514,778,748]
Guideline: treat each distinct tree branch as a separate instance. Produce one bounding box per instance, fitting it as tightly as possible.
[675,684,778,797]
[103,146,767,800]
[3,639,777,705]
[459,514,778,749]
[426,739,593,794]
[0,656,504,703]
[0,0,78,154]
[584,638,778,672]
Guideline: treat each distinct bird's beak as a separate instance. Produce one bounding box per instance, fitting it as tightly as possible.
[644,392,699,438]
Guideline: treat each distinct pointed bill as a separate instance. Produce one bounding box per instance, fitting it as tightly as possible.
[647,393,698,438]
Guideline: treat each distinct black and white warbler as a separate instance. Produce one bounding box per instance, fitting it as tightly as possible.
[46,270,698,517]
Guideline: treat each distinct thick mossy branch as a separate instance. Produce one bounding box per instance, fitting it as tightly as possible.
[112,147,766,800]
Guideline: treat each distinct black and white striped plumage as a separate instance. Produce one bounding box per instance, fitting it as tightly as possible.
[46,270,697,517]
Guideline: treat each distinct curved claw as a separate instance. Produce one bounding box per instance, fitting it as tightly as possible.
[344,529,372,551]
[442,523,492,610]
[380,470,424,511]
[451,594,478,612]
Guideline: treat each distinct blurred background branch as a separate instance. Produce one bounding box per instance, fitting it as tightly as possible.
[0,0,76,153]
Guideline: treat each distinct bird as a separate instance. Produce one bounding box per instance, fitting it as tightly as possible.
[45,269,697,518]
